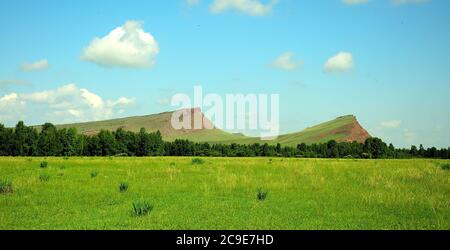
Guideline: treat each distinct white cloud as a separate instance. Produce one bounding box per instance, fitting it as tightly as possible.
[271,52,303,70]
[392,0,430,5]
[210,0,278,16]
[0,93,26,123]
[342,0,370,5]
[108,97,136,107]
[80,88,103,108]
[186,0,201,6]
[81,21,160,68]
[20,59,49,72]
[381,120,402,129]
[324,52,354,73]
[68,109,83,118]
[20,84,78,104]
[0,93,20,107]
[0,84,135,126]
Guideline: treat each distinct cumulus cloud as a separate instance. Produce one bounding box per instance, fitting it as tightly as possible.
[210,0,278,16]
[20,59,49,72]
[271,52,303,70]
[342,0,370,5]
[0,93,21,109]
[324,52,354,73]
[81,21,160,68]
[0,84,135,126]
[392,0,430,5]
[381,120,402,129]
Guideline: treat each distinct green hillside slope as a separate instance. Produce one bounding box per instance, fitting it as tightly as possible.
[211,115,370,146]
[38,110,242,142]
[35,109,370,145]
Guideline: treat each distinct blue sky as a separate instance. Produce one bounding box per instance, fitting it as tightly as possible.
[0,0,449,148]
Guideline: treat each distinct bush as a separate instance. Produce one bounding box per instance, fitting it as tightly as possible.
[0,179,13,194]
[90,171,98,178]
[39,173,50,182]
[40,161,48,168]
[440,163,450,171]
[257,188,269,201]
[192,158,204,165]
[119,182,129,193]
[132,200,153,216]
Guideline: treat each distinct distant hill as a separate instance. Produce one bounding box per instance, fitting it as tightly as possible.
[213,115,371,146]
[37,108,370,145]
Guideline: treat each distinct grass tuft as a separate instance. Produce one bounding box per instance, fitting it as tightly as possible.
[39,173,50,182]
[192,158,204,165]
[119,182,129,193]
[132,200,153,216]
[257,188,269,201]
[90,171,98,178]
[0,179,13,194]
[440,163,450,171]
[40,161,48,168]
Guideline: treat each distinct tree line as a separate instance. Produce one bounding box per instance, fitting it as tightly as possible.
[0,121,449,159]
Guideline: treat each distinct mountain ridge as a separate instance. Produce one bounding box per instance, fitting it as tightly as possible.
[33,108,371,145]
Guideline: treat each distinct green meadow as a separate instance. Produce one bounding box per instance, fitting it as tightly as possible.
[0,157,449,230]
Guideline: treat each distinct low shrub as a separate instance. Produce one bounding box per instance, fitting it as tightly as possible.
[39,173,50,182]
[132,200,153,216]
[192,158,204,165]
[119,182,129,193]
[0,179,13,194]
[40,161,48,168]
[257,188,269,201]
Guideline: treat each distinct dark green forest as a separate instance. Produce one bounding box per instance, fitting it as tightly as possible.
[0,121,449,159]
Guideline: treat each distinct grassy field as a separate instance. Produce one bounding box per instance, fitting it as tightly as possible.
[0,157,449,230]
